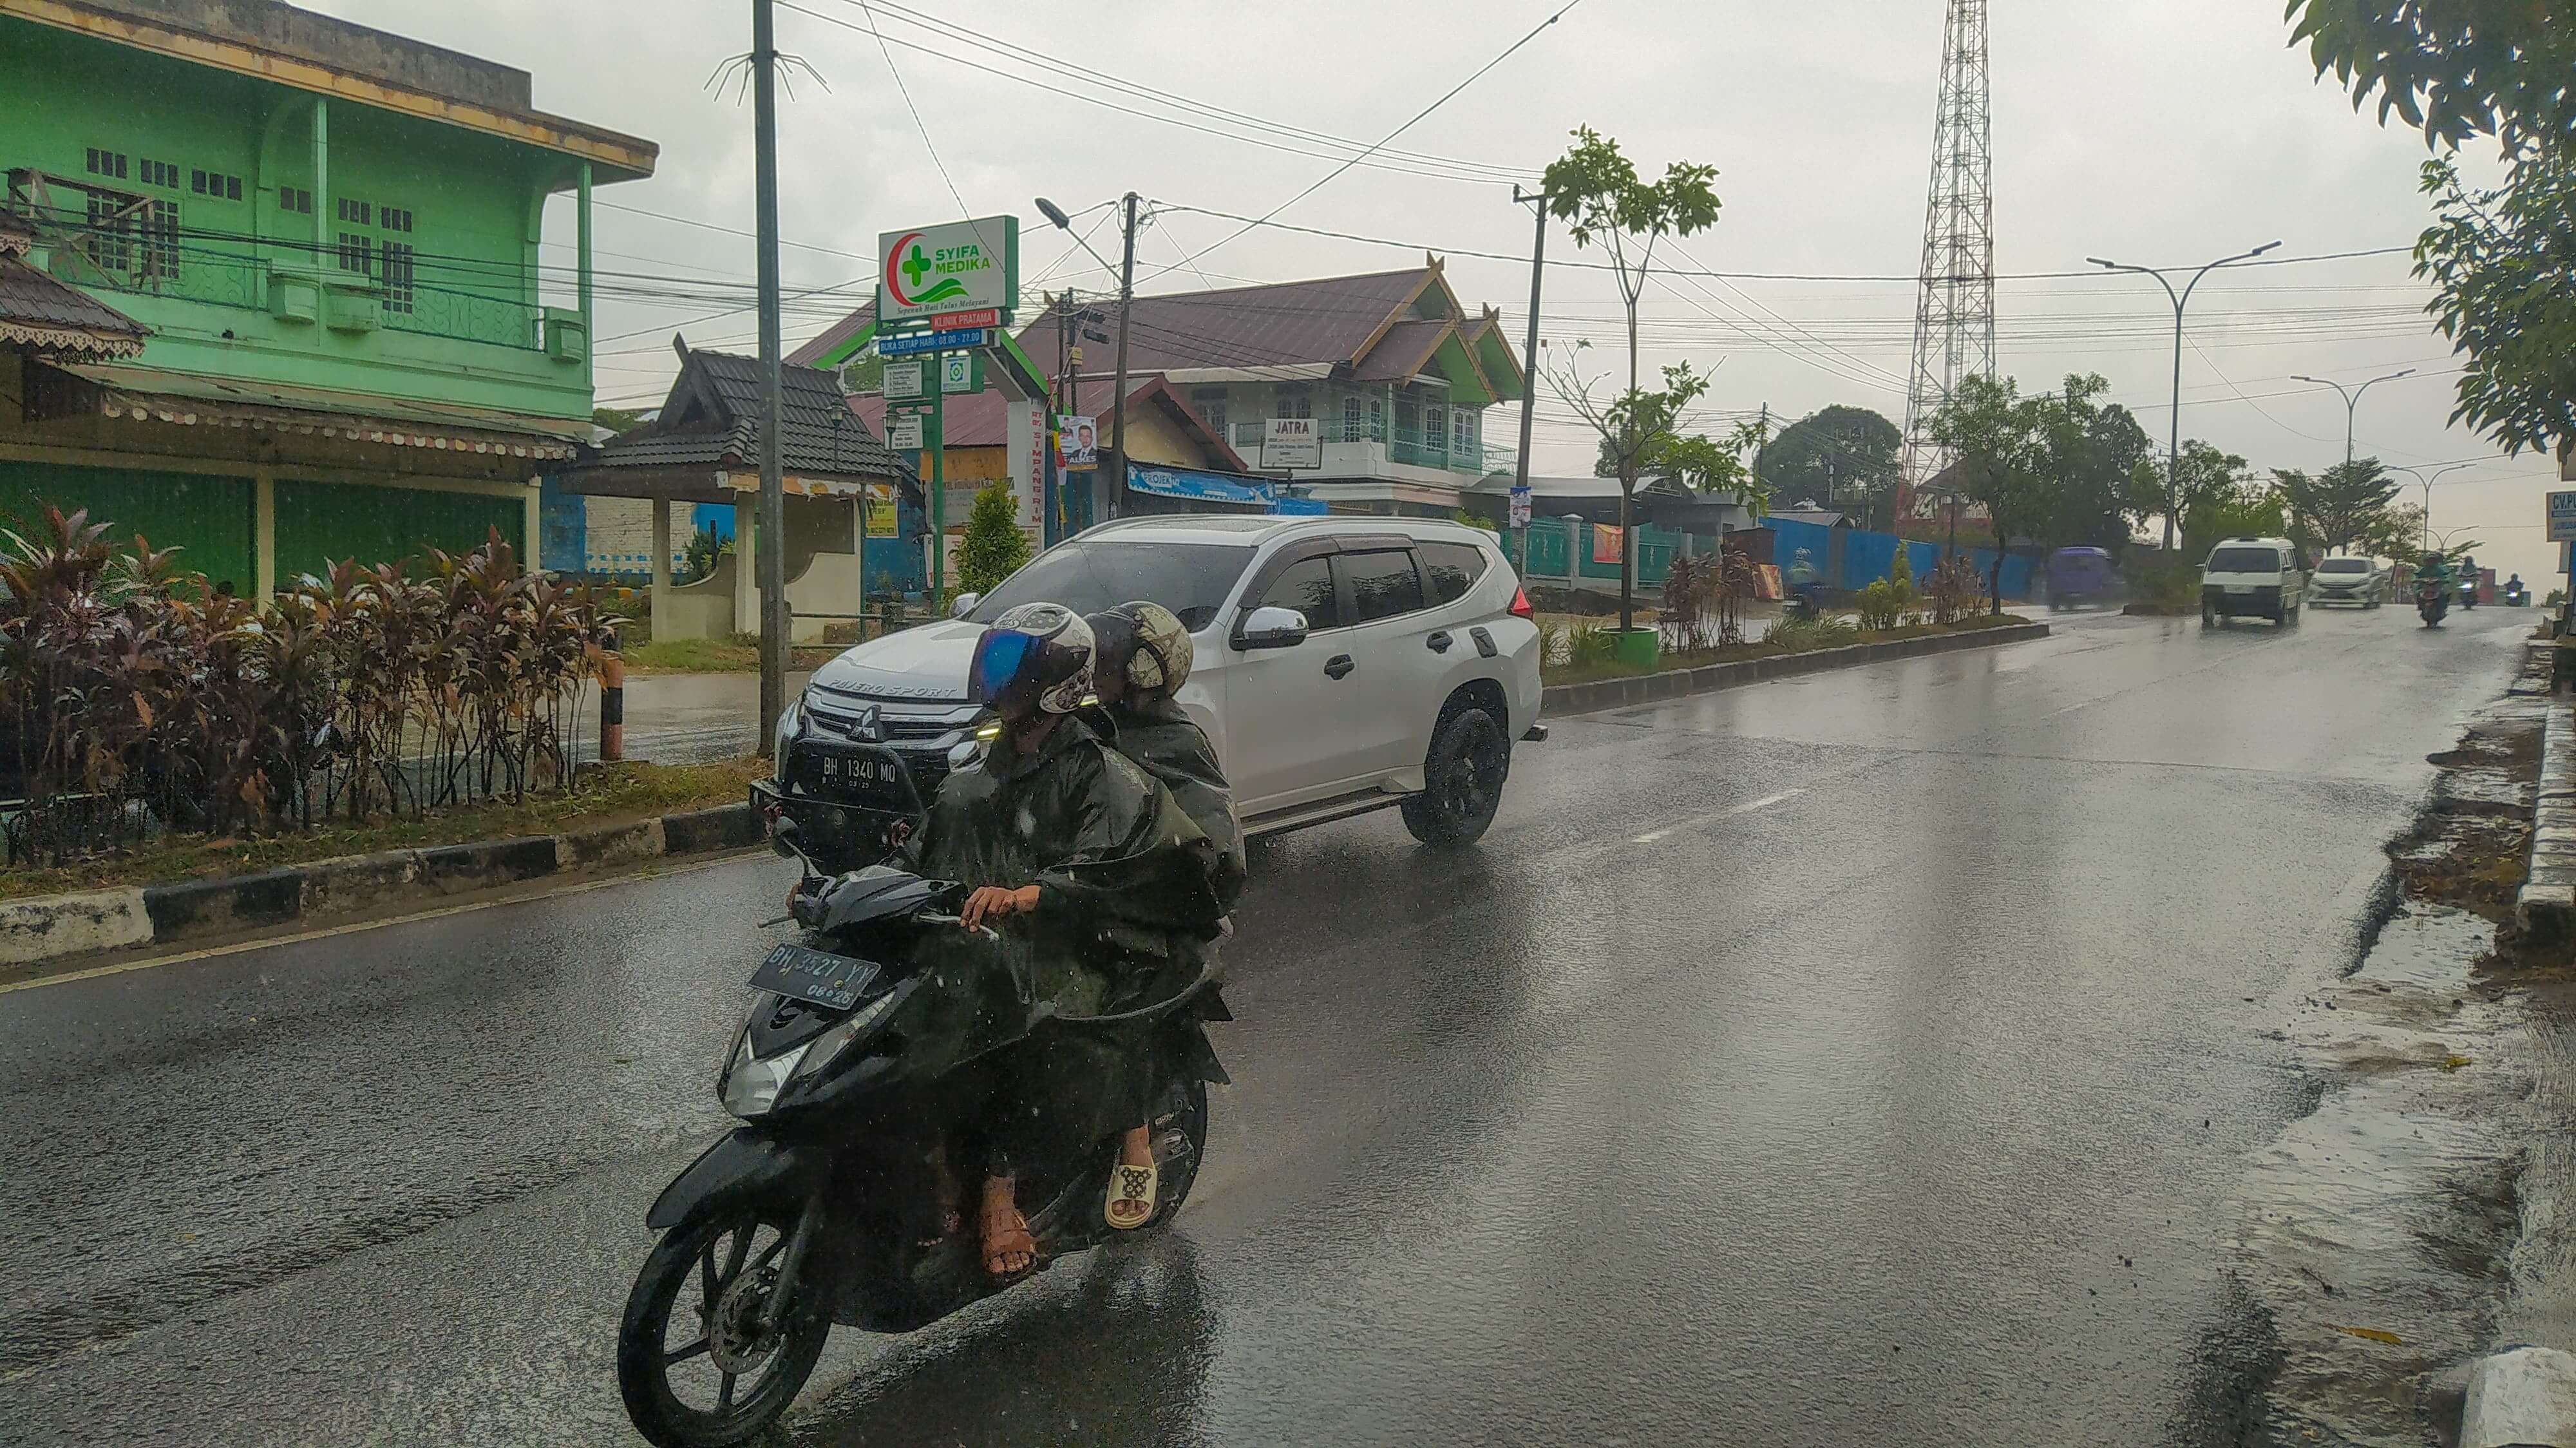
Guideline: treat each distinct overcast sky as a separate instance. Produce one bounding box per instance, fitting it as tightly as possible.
[313,0,2565,578]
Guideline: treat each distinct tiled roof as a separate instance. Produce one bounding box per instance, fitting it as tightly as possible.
[1352,318,1455,383]
[0,256,148,357]
[584,348,918,488]
[786,300,876,369]
[1014,267,1433,372]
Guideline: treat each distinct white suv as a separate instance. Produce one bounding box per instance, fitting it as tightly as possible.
[758,515,1546,862]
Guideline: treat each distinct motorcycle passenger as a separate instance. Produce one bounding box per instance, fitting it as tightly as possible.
[1084,600,1245,1230]
[898,602,1223,1280]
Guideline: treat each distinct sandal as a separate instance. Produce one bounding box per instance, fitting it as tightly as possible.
[982,1202,1037,1282]
[1104,1161,1159,1230]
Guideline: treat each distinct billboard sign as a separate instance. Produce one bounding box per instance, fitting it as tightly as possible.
[886,412,923,452]
[1262,416,1321,470]
[877,216,1019,324]
[2548,489,2576,543]
[1059,415,1098,470]
[1508,481,1532,529]
[881,358,928,402]
[875,326,994,357]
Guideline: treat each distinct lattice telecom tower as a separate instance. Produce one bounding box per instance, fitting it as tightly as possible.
[1900,0,1998,493]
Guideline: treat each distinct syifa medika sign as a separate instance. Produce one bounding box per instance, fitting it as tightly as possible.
[876,216,1019,324]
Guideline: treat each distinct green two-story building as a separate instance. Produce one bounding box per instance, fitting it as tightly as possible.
[0,0,655,593]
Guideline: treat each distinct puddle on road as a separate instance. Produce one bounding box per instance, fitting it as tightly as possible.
[2222,696,2562,1445]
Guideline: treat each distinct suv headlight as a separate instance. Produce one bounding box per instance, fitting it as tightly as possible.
[773,701,804,781]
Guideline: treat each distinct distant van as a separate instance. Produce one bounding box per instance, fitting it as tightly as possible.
[2201,537,2308,628]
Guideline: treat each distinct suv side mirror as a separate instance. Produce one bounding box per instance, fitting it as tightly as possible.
[949,591,981,620]
[1235,605,1309,650]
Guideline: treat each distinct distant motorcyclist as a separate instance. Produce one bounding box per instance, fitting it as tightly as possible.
[1084,600,1244,1230]
[897,602,1222,1279]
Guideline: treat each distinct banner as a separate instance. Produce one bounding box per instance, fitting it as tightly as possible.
[1591,523,1624,565]
[1058,414,1098,470]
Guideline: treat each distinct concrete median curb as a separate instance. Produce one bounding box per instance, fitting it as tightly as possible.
[0,802,765,972]
[2463,1346,2576,1447]
[1539,621,2052,721]
[2520,702,2576,942]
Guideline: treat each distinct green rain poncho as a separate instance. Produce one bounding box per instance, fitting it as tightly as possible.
[1095,695,1246,915]
[898,712,1222,1156]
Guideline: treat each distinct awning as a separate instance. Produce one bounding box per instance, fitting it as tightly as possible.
[1126,462,1275,507]
[37,361,589,461]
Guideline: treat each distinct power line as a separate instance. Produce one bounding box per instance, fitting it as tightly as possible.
[834,0,971,221]
[1138,0,1591,284]
[790,0,1539,184]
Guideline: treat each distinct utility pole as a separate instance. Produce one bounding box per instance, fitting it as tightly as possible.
[1104,193,1139,521]
[751,0,788,756]
[2089,242,2281,550]
[1511,185,1549,579]
[2291,369,2416,465]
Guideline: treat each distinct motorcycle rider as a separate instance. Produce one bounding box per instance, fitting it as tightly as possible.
[1084,600,1245,1230]
[898,602,1223,1279]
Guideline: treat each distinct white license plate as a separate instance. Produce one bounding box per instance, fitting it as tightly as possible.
[2223,583,2255,594]
[821,755,895,786]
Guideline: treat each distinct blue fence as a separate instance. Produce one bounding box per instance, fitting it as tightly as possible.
[1768,517,2031,600]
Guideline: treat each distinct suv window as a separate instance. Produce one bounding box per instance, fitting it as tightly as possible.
[1260,555,1340,629]
[2206,546,2284,573]
[969,540,1254,631]
[1343,548,1426,624]
[1422,541,1489,605]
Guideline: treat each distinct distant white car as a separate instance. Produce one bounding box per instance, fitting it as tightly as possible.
[2307,556,2386,608]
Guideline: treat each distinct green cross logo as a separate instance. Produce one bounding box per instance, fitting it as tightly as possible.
[902,244,931,289]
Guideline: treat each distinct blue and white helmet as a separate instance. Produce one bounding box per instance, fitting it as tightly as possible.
[968,602,1095,715]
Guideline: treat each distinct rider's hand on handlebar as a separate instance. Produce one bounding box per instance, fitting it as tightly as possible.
[959,884,1040,931]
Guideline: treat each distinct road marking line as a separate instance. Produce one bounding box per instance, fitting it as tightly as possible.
[1630,788,1806,844]
[0,850,764,996]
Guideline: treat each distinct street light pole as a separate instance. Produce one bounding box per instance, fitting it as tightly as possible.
[2088,241,2282,551]
[751,0,788,757]
[2391,462,2474,549]
[2289,368,2416,464]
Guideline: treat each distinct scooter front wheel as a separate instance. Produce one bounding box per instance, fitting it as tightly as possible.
[618,1209,830,1448]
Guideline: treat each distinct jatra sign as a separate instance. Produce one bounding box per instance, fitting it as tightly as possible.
[878,216,1019,324]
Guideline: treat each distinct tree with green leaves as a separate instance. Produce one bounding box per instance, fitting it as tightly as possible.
[2287,1,2576,467]
[955,483,1030,595]
[2273,458,2403,555]
[1926,374,2050,613]
[1757,405,1902,526]
[1541,126,1722,633]
[2160,440,2262,551]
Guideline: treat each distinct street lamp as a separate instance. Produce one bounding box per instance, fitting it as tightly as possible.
[2088,241,2283,551]
[2391,462,2476,550]
[1036,193,1138,519]
[2290,369,2416,464]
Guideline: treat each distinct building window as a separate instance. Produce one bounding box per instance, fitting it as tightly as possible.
[278,186,312,214]
[191,169,244,201]
[337,231,373,274]
[141,200,180,281]
[1368,395,1385,440]
[138,158,180,189]
[1193,388,1227,436]
[337,197,372,226]
[1423,403,1446,445]
[84,148,128,180]
[1276,387,1312,420]
[1453,409,1472,453]
[379,240,414,312]
[379,205,413,233]
[1341,395,1361,441]
[82,193,131,273]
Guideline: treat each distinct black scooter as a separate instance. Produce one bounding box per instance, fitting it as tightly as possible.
[618,750,1231,1448]
[2418,578,2451,627]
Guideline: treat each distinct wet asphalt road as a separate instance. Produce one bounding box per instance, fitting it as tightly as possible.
[0,604,2535,1446]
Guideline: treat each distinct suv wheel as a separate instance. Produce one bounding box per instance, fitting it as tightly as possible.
[1402,707,1508,847]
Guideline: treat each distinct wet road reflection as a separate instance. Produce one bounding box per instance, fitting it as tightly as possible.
[1,605,2535,1446]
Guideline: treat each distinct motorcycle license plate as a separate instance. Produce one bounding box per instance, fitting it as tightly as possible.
[749,942,881,1010]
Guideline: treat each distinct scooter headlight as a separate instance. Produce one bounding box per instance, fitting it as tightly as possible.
[719,1032,811,1119]
[788,991,900,1085]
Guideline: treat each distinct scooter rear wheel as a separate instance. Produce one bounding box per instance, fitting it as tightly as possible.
[618,1209,830,1448]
